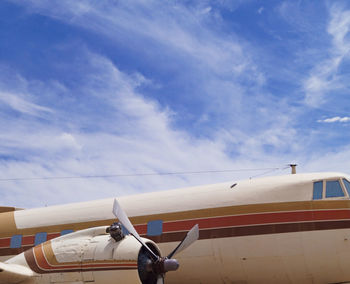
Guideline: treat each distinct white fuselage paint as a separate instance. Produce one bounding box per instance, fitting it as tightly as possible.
[163,229,350,284]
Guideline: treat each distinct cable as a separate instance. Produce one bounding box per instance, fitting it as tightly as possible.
[0,167,288,182]
[249,165,290,179]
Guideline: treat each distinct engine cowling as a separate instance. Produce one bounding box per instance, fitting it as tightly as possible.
[6,226,161,284]
[4,199,199,284]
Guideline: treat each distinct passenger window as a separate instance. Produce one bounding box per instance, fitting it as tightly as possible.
[343,179,350,196]
[313,181,323,200]
[10,235,22,248]
[34,232,47,246]
[326,180,344,198]
[147,220,163,236]
[60,229,73,236]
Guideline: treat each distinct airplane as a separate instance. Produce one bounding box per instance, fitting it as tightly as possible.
[1,171,350,283]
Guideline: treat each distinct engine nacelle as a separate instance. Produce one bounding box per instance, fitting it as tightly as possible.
[6,226,161,284]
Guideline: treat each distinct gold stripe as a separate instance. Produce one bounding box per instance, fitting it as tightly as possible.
[311,200,350,210]
[0,219,117,237]
[42,241,60,266]
[129,200,350,223]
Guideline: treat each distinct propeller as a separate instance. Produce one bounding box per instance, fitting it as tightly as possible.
[112,199,199,284]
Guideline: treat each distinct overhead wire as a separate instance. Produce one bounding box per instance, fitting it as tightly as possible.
[0,166,290,182]
[249,165,290,179]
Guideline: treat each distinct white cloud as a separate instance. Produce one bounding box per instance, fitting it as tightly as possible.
[318,116,350,123]
[7,1,288,142]
[303,4,350,107]
[12,2,238,67]
[328,5,350,55]
[0,52,287,208]
[300,146,350,174]
[2,1,343,209]
[59,133,82,150]
[9,0,264,102]
[0,91,53,117]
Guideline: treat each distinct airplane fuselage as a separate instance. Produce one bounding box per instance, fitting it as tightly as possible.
[2,172,350,283]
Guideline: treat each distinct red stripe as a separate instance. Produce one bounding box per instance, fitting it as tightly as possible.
[0,238,10,247]
[22,235,35,246]
[47,233,60,240]
[162,210,350,232]
[134,224,147,234]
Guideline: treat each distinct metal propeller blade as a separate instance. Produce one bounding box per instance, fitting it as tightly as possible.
[113,199,199,284]
[112,199,158,260]
[167,224,199,259]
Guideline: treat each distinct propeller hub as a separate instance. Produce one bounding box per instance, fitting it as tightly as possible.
[163,258,179,272]
[152,257,179,275]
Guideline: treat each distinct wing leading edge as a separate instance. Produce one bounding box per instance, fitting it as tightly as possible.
[0,262,34,284]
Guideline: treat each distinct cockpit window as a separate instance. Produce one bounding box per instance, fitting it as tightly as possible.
[343,179,350,196]
[325,180,344,198]
[313,181,323,200]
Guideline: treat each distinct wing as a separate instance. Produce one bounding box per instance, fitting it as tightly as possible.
[0,262,34,284]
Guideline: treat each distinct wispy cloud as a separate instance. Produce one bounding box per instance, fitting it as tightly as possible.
[11,1,253,75]
[0,91,53,117]
[3,0,350,209]
[318,116,350,123]
[5,1,294,149]
[8,0,266,123]
[303,3,350,107]
[0,51,281,208]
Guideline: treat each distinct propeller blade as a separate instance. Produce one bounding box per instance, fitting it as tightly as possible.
[112,199,158,260]
[167,224,199,259]
[156,275,164,284]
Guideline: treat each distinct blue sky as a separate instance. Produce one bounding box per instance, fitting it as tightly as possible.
[1,0,350,208]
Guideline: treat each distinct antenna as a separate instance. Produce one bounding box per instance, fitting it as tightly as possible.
[289,164,297,174]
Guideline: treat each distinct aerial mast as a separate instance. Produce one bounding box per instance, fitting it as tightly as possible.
[289,164,297,174]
